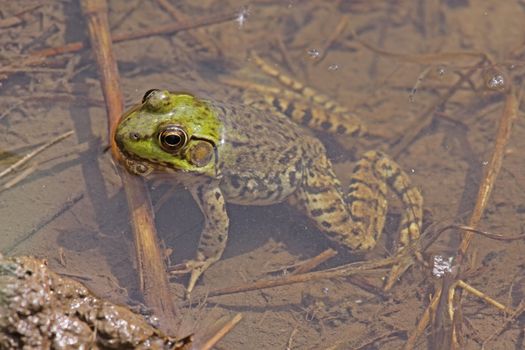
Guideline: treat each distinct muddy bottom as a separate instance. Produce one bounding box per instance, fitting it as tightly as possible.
[0,255,192,349]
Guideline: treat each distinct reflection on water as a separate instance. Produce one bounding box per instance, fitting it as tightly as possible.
[1,1,525,348]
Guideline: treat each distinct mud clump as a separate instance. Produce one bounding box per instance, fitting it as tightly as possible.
[0,255,191,350]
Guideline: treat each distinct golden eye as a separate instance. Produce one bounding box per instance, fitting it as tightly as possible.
[158,125,188,152]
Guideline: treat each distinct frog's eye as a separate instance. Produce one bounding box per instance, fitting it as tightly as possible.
[158,125,188,152]
[142,89,160,103]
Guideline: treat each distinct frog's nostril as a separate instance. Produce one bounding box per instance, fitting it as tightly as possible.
[129,132,141,141]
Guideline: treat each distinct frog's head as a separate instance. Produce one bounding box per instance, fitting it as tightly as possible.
[115,89,221,178]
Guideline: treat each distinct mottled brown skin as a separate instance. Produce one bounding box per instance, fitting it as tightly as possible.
[115,88,423,294]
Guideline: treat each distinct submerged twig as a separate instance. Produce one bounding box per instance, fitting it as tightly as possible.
[456,280,514,314]
[198,313,243,350]
[404,285,442,350]
[353,30,486,65]
[457,89,519,259]
[79,0,178,333]
[155,0,218,54]
[286,327,298,350]
[449,87,520,345]
[203,254,400,299]
[0,4,42,29]
[314,15,349,65]
[391,59,485,158]
[291,248,337,275]
[481,301,525,349]
[1,166,36,192]
[274,34,298,77]
[30,10,237,59]
[349,31,493,156]
[200,222,507,300]
[454,224,525,241]
[0,9,237,84]
[0,130,73,179]
[405,87,520,349]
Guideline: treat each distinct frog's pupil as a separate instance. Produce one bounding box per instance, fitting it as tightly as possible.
[165,134,181,146]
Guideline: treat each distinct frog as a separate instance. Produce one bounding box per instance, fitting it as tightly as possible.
[115,80,423,295]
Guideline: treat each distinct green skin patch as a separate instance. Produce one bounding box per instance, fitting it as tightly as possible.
[115,91,221,177]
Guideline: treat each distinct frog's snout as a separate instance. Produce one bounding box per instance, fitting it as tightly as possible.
[115,130,141,151]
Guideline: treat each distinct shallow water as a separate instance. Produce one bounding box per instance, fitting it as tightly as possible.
[1,1,525,349]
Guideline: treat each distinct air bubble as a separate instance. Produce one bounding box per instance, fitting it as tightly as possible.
[483,67,507,91]
[487,74,505,90]
[307,48,320,59]
[235,7,249,28]
[432,255,454,278]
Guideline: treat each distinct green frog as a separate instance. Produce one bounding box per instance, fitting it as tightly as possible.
[115,87,423,294]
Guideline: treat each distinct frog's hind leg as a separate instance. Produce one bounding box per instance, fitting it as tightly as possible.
[247,51,366,137]
[349,150,423,250]
[241,87,365,138]
[356,151,423,290]
[250,50,345,112]
[292,150,422,288]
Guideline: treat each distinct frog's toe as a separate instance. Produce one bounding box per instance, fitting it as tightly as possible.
[172,259,215,296]
[186,262,208,295]
[170,259,214,296]
[169,261,193,275]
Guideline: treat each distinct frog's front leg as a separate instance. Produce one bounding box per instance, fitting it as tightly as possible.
[183,181,229,294]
